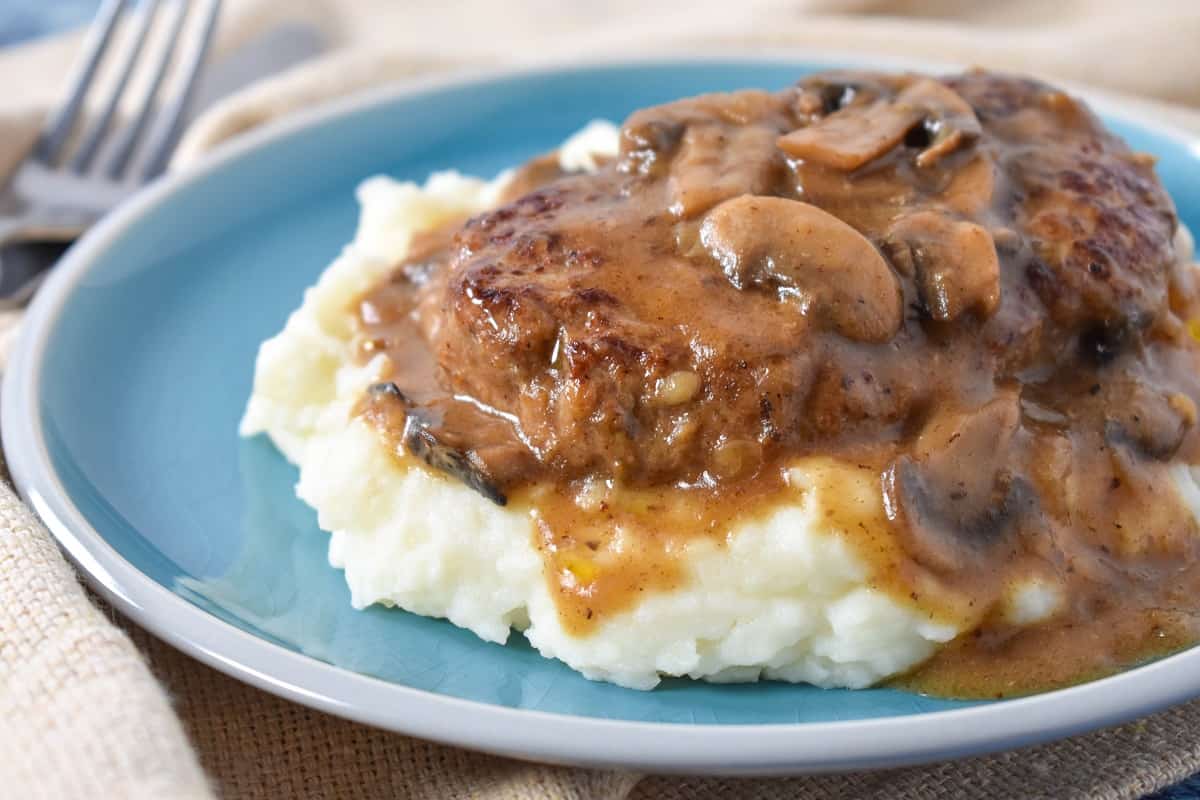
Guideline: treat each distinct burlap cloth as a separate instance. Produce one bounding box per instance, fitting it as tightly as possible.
[5,1,1200,797]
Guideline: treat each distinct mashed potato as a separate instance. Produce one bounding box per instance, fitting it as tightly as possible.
[243,124,1011,690]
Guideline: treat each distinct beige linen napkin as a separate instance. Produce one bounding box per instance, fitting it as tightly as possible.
[4,2,1200,798]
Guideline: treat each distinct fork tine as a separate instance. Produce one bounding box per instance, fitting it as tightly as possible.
[139,0,222,178]
[100,0,189,179]
[69,0,162,173]
[33,0,128,165]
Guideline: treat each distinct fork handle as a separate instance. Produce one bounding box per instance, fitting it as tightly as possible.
[0,228,72,310]
[0,216,26,249]
[0,214,87,248]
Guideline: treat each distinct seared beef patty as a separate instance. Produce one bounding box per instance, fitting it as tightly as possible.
[361,71,1188,492]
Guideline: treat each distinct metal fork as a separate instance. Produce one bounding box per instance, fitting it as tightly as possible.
[0,0,220,306]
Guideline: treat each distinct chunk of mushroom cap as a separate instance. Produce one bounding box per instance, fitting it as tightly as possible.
[778,78,982,171]
[884,210,1001,322]
[886,390,1024,573]
[668,124,782,219]
[366,382,509,506]
[904,79,983,167]
[777,100,921,171]
[699,195,903,343]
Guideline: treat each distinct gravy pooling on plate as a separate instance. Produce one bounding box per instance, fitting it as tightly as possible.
[350,70,1200,697]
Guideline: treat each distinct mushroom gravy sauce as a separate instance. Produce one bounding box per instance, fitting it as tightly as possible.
[350,70,1200,698]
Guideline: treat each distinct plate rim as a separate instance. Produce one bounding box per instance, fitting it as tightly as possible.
[6,51,1200,776]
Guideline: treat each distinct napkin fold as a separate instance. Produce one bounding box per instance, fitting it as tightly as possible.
[3,2,1200,798]
[0,454,211,799]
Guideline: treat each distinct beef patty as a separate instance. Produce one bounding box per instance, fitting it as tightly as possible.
[358,70,1187,494]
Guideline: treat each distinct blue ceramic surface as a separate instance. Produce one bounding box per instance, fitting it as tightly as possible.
[39,60,985,724]
[10,58,1200,771]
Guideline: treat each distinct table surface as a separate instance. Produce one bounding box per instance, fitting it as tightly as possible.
[2,4,1198,798]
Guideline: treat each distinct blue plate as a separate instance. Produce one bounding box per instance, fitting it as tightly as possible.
[8,56,1200,774]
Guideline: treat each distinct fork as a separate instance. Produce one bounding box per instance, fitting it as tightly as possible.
[0,0,220,307]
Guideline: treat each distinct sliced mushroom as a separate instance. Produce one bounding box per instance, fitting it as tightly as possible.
[618,114,684,176]
[884,210,1001,321]
[668,123,782,218]
[619,90,788,180]
[777,78,982,171]
[365,382,508,506]
[404,418,508,506]
[699,195,903,343]
[886,390,1026,572]
[778,100,922,171]
[791,71,897,120]
[902,79,982,168]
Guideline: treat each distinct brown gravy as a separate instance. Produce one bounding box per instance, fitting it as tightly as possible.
[349,69,1200,698]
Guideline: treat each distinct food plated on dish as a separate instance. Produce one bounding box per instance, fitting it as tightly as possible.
[243,68,1200,698]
